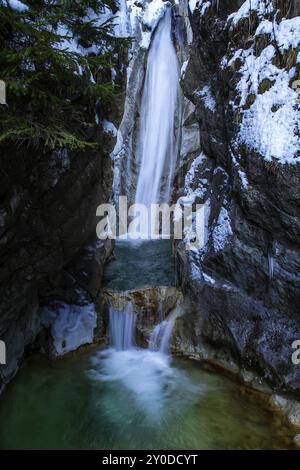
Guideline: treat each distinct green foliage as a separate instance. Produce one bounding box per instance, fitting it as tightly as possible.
[0,0,127,151]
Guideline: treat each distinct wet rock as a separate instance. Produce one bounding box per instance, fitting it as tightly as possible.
[0,61,121,392]
[270,395,300,429]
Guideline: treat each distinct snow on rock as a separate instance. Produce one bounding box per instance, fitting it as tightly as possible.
[238,167,249,190]
[195,84,216,112]
[102,120,118,137]
[203,272,216,285]
[189,1,214,16]
[212,207,233,252]
[179,153,211,252]
[41,301,97,356]
[256,17,300,52]
[227,45,276,107]
[184,153,208,200]
[225,15,300,164]
[231,152,249,190]
[189,0,198,12]
[114,0,130,37]
[239,67,299,163]
[199,1,212,16]
[181,60,189,79]
[143,0,166,29]
[140,0,168,49]
[5,0,28,12]
[114,0,168,48]
[228,0,273,26]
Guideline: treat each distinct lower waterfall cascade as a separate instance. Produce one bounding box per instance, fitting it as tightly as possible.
[109,304,136,351]
[149,307,181,354]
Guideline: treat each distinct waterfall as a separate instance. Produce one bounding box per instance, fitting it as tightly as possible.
[149,307,180,354]
[135,7,180,208]
[108,301,180,355]
[109,303,136,351]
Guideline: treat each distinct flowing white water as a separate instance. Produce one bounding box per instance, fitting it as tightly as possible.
[135,7,180,208]
[101,4,184,411]
[109,303,136,351]
[149,307,180,354]
[89,347,202,420]
[89,302,193,420]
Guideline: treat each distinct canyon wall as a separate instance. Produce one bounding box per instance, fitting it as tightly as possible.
[175,0,300,397]
[0,2,128,390]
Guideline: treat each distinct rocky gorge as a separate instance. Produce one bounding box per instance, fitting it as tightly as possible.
[0,0,300,450]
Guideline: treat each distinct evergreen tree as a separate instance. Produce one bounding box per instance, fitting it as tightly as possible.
[0,0,127,150]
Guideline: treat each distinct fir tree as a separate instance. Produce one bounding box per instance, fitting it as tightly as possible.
[0,0,127,150]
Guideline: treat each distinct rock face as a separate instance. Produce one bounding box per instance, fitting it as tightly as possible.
[0,130,116,390]
[175,0,300,396]
[0,30,128,389]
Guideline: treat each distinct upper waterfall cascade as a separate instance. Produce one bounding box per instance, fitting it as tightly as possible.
[135,8,180,208]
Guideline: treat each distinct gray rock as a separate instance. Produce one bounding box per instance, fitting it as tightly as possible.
[175,0,300,398]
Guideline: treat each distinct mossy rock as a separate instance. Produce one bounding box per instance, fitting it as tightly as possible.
[243,93,256,110]
[289,68,300,90]
[254,33,271,57]
[234,110,243,124]
[258,79,275,95]
[272,46,300,70]
[230,56,243,72]
[284,46,300,70]
[271,104,280,113]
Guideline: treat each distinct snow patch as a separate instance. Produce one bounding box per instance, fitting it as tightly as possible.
[203,272,216,285]
[195,85,216,112]
[190,260,203,281]
[231,153,249,190]
[228,0,273,26]
[226,17,300,164]
[212,207,233,252]
[189,0,198,12]
[102,120,118,137]
[200,1,212,16]
[143,0,166,29]
[181,60,188,79]
[115,0,168,49]
[41,302,97,356]
[256,17,300,52]
[6,0,28,12]
[238,168,249,190]
[184,153,208,200]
